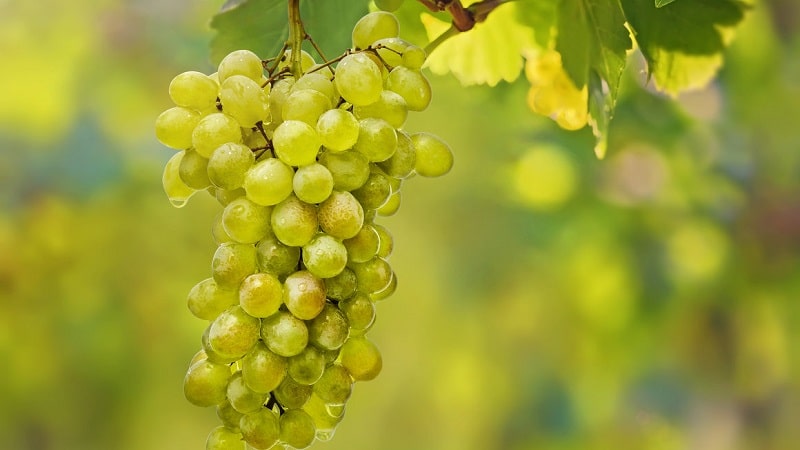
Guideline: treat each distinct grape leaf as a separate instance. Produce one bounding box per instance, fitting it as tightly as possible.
[554,0,631,155]
[515,0,559,48]
[655,0,678,7]
[209,0,368,65]
[621,0,747,94]
[555,0,631,97]
[421,3,536,86]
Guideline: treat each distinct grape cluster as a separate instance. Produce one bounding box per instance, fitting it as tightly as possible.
[525,50,589,131]
[155,8,452,450]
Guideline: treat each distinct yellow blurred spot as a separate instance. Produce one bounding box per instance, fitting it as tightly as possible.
[513,146,577,210]
[0,2,96,143]
[568,244,636,331]
[666,221,729,281]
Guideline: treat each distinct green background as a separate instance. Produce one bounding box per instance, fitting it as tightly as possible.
[1,0,800,449]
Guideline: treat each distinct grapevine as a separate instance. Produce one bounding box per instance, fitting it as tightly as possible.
[154,1,452,449]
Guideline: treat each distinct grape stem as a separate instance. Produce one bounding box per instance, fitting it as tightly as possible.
[287,0,304,79]
[416,0,513,35]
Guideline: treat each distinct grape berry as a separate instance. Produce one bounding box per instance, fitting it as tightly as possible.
[156,7,452,450]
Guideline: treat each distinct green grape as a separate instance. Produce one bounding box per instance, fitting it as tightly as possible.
[208,306,261,360]
[241,341,288,393]
[377,190,401,216]
[342,224,379,263]
[411,132,454,177]
[215,187,246,207]
[283,271,326,320]
[271,194,319,247]
[202,324,240,365]
[314,364,353,405]
[293,72,337,103]
[279,409,316,449]
[334,53,383,106]
[191,349,209,366]
[338,292,376,332]
[276,49,317,74]
[187,277,238,320]
[351,256,392,295]
[352,170,392,210]
[162,151,197,207]
[340,337,382,381]
[217,400,245,432]
[374,0,404,12]
[221,197,271,244]
[372,37,408,68]
[178,149,211,190]
[353,118,398,162]
[239,273,283,318]
[268,78,295,123]
[318,191,364,240]
[239,408,280,450]
[243,157,295,207]
[370,270,397,301]
[373,223,393,258]
[219,75,269,127]
[386,66,432,112]
[211,243,257,289]
[273,120,322,167]
[377,130,416,178]
[155,106,200,149]
[255,233,301,276]
[227,371,269,414]
[287,345,326,385]
[302,393,344,439]
[169,71,219,111]
[184,359,232,407]
[282,89,331,126]
[207,142,255,191]
[260,311,309,357]
[354,90,407,128]
[293,163,334,204]
[307,304,349,351]
[212,212,234,245]
[192,113,243,158]
[324,267,357,301]
[206,425,245,450]
[316,109,359,152]
[352,11,399,49]
[318,150,370,191]
[401,45,426,70]
[274,376,313,409]
[302,234,348,279]
[218,49,264,83]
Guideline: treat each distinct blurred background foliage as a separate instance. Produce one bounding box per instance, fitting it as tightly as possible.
[1,0,799,449]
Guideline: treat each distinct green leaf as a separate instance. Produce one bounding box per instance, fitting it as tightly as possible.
[554,0,631,153]
[210,0,369,65]
[421,3,536,86]
[555,0,631,99]
[515,0,559,48]
[655,0,678,7]
[621,0,747,94]
[587,71,610,159]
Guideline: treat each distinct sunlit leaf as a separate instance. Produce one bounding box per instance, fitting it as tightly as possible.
[421,3,536,86]
[621,0,747,95]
